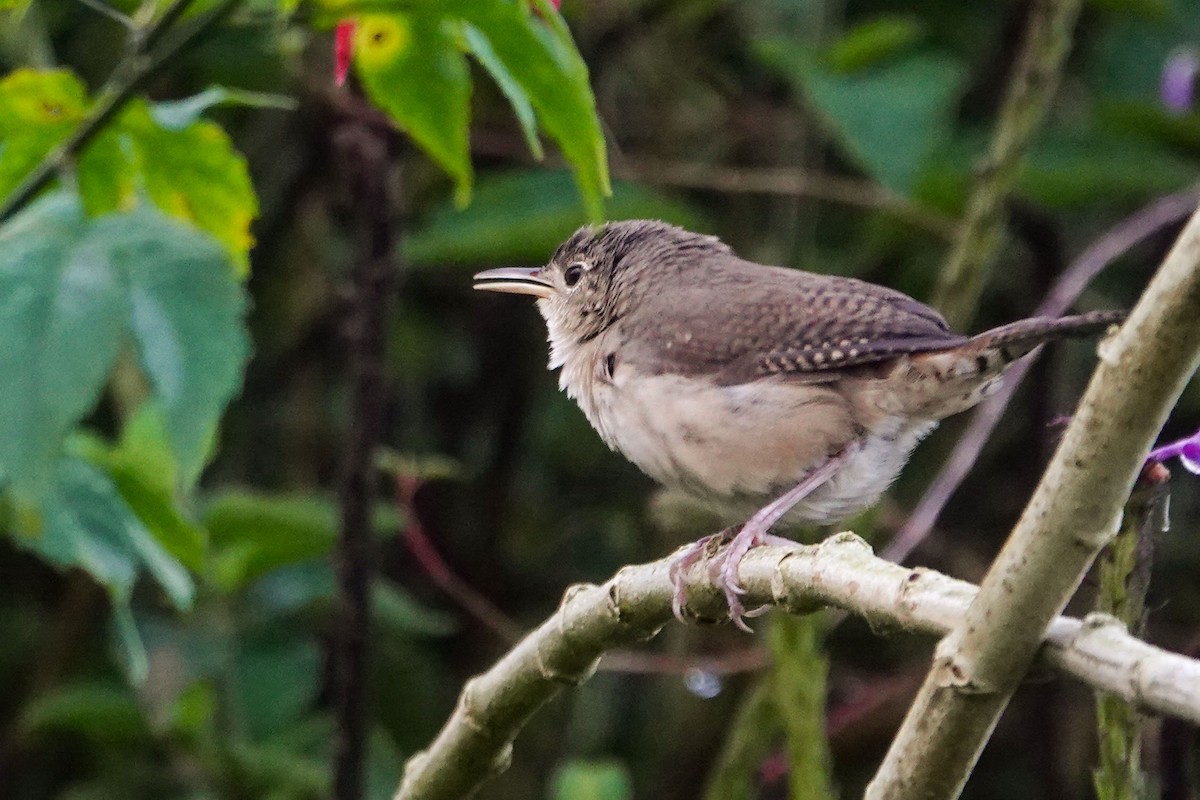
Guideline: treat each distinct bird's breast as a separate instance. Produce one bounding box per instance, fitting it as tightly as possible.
[555,338,933,524]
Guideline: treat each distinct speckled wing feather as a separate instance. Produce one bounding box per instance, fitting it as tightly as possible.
[619,257,968,386]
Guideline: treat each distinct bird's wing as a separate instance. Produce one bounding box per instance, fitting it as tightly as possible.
[619,262,968,386]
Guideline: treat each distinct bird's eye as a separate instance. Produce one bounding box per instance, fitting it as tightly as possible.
[563,263,585,287]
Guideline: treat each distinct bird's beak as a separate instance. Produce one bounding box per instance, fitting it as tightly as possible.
[473,267,555,299]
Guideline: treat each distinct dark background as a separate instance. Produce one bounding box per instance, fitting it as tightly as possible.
[2,0,1200,798]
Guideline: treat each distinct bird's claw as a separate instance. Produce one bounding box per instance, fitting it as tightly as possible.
[668,536,717,623]
[668,524,767,631]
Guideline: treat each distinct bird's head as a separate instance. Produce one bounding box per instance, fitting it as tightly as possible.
[473,219,729,349]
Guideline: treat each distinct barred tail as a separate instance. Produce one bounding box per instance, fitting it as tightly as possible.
[904,310,1123,420]
[966,309,1125,370]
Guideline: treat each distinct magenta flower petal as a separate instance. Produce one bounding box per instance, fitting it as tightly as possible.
[1181,440,1200,474]
[1149,426,1200,474]
[335,20,357,87]
[1161,49,1199,115]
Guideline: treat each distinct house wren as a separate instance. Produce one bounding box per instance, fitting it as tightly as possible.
[474,220,1121,628]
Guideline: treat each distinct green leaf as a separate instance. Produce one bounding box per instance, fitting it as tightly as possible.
[405,170,703,267]
[82,100,259,275]
[824,15,925,73]
[204,491,340,592]
[244,563,450,640]
[20,681,150,743]
[232,635,321,740]
[550,759,632,800]
[327,1,609,215]
[205,491,402,594]
[1098,99,1200,151]
[92,206,249,485]
[1017,134,1193,208]
[72,404,208,571]
[355,12,473,205]
[33,457,195,610]
[455,0,610,220]
[373,580,457,638]
[757,41,964,194]
[5,450,197,683]
[463,23,543,159]
[0,194,248,494]
[0,194,127,494]
[0,69,88,207]
[0,70,258,271]
[170,679,218,739]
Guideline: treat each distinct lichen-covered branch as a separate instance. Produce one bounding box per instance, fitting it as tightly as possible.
[865,207,1200,800]
[393,535,1200,800]
[932,0,1084,327]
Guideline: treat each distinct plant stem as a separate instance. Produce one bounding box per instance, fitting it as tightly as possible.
[932,0,1084,328]
[1092,469,1166,800]
[769,614,834,800]
[332,104,400,800]
[701,681,780,800]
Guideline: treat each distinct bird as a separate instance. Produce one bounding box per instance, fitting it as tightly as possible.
[473,220,1122,629]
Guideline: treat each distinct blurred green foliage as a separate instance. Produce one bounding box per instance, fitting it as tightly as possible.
[0,0,1197,798]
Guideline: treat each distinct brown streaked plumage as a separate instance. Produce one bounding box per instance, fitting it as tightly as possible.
[474,220,1122,628]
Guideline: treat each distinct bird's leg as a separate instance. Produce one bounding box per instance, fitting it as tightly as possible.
[668,527,736,622]
[712,447,855,631]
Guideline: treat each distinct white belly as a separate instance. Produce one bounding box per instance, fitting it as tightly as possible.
[561,345,933,525]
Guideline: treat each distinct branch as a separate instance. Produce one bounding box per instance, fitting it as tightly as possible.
[393,535,1200,800]
[884,187,1200,564]
[618,159,958,240]
[866,206,1200,799]
[932,0,1084,328]
[0,0,243,222]
[468,130,957,238]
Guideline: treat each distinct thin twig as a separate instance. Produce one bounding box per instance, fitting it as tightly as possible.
[618,159,958,240]
[75,0,135,28]
[598,646,767,676]
[137,0,198,54]
[467,131,958,239]
[932,0,1085,327]
[395,475,525,644]
[396,473,764,675]
[883,187,1200,565]
[0,0,242,222]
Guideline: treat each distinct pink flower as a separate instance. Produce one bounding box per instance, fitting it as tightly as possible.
[1161,49,1198,115]
[1148,427,1200,474]
[335,20,357,87]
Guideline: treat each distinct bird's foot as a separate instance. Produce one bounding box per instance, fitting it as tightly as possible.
[670,447,857,631]
[668,528,735,623]
[708,524,771,632]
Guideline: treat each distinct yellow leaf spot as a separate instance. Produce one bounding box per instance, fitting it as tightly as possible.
[355,15,412,67]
